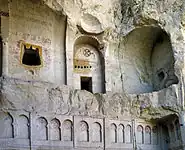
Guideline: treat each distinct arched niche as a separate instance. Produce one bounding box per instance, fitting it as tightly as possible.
[35,117,48,140]
[17,115,29,139]
[110,123,117,143]
[145,126,151,144]
[118,124,124,143]
[73,36,105,93]
[78,121,89,142]
[125,125,132,143]
[137,125,144,144]
[122,26,178,94]
[50,118,61,141]
[152,126,158,145]
[62,120,73,141]
[0,112,13,138]
[92,122,102,142]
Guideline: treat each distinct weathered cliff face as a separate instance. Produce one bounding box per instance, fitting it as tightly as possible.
[0,0,184,121]
[0,0,185,149]
[43,0,185,93]
[2,0,181,117]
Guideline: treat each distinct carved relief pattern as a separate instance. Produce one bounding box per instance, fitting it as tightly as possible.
[83,48,93,57]
[0,112,162,149]
[74,44,99,73]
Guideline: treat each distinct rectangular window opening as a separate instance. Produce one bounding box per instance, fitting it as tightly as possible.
[21,42,42,68]
[81,77,92,93]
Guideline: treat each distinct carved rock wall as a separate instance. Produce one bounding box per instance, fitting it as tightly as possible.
[0,0,185,149]
[0,110,161,150]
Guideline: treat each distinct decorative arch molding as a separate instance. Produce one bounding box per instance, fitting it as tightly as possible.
[74,35,103,53]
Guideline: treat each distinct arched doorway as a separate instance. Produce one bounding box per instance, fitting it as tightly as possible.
[73,36,105,93]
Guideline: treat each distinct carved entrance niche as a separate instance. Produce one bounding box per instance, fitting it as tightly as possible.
[73,36,105,93]
[0,112,13,138]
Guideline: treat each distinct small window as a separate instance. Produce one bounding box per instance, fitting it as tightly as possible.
[21,43,42,67]
[81,77,92,92]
